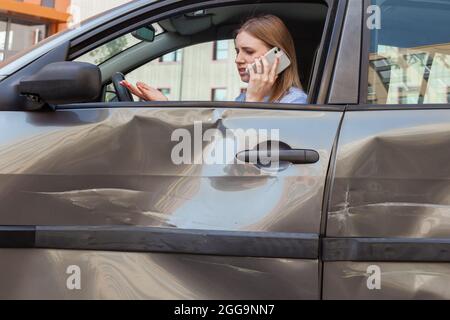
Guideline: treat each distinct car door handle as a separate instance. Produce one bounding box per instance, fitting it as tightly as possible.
[236,149,319,164]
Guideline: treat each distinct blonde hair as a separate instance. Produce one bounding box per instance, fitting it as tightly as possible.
[235,15,303,102]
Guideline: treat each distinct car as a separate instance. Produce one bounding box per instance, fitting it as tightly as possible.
[0,0,449,299]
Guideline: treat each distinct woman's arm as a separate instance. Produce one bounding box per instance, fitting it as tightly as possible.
[120,80,168,101]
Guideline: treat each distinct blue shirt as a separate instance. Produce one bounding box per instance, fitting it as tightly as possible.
[235,87,308,104]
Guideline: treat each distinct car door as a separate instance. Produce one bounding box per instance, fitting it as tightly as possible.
[0,0,345,299]
[323,0,450,299]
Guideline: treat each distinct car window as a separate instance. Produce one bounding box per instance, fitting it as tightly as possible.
[367,0,450,105]
[71,2,329,105]
[125,40,244,101]
[75,23,164,66]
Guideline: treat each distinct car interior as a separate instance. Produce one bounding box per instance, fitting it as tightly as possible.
[91,2,329,102]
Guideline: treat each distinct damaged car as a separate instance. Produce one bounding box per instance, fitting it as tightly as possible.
[0,0,449,299]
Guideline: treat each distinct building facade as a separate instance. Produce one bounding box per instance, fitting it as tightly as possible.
[69,0,131,22]
[0,0,71,61]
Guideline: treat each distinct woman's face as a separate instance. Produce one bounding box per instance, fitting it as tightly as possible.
[235,31,271,83]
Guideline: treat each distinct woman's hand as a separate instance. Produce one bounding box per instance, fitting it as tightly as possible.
[245,56,279,103]
[119,80,169,101]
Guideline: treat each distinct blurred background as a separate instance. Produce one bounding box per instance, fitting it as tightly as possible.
[0,0,132,61]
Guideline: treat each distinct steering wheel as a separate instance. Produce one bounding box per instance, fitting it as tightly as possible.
[112,72,133,102]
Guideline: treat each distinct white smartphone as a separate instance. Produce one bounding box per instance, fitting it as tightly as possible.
[246,47,291,75]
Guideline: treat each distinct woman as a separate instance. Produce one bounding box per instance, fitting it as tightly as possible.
[120,14,307,104]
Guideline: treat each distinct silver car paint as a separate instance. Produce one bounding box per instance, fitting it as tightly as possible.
[0,106,341,299]
[0,249,318,300]
[0,107,341,232]
[327,109,450,238]
[323,109,450,299]
[323,262,450,300]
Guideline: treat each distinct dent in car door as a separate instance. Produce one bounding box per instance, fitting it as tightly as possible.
[0,103,343,299]
[323,0,450,300]
[323,109,450,299]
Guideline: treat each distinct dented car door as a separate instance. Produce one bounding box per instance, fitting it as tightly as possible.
[323,0,450,299]
[0,103,343,299]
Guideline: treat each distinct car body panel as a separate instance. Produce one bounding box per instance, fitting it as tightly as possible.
[321,0,450,300]
[0,107,341,232]
[0,105,342,299]
[0,249,318,299]
[327,109,450,238]
[323,108,450,299]
[323,262,450,300]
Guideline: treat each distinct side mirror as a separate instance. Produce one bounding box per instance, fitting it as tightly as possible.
[131,25,156,42]
[19,61,101,110]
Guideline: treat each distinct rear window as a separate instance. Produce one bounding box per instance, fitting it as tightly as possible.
[367,0,450,105]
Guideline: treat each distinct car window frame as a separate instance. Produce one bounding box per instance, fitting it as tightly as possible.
[0,0,344,111]
[67,0,341,106]
[358,0,371,105]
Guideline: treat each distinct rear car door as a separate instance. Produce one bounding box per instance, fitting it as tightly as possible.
[0,0,345,299]
[323,0,450,299]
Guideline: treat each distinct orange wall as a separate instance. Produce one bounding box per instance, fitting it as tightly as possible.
[23,0,71,14]
[22,0,70,12]
[53,0,71,33]
[0,0,71,34]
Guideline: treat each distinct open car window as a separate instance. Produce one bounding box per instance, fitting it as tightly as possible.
[123,39,244,102]
[73,2,329,104]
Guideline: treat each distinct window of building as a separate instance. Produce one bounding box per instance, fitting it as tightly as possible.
[41,0,55,8]
[0,17,47,61]
[159,49,183,62]
[213,40,228,60]
[0,18,6,61]
[367,0,450,105]
[211,88,227,101]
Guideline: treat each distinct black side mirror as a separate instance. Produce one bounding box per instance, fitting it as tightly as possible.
[131,25,156,42]
[18,61,101,110]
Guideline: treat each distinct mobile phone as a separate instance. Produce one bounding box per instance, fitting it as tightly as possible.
[247,47,291,75]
